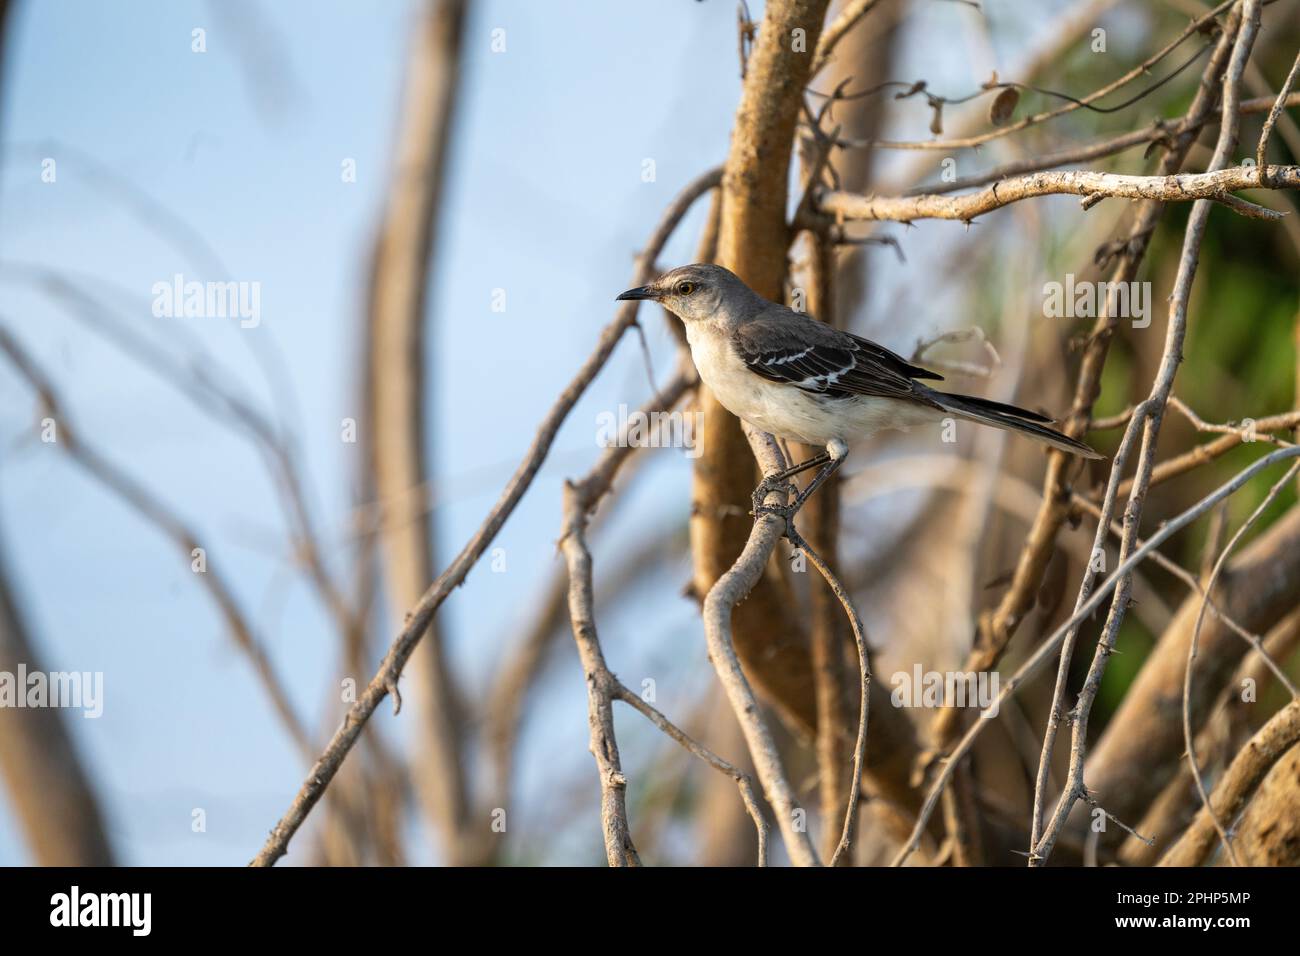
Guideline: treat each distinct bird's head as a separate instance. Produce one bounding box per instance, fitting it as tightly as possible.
[616,263,750,325]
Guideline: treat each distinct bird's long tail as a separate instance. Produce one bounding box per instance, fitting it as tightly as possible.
[931,392,1103,459]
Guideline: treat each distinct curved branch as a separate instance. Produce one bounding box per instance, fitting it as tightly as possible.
[1028,0,1265,867]
[784,523,869,867]
[1179,462,1300,865]
[1159,698,1300,866]
[893,445,1300,866]
[908,92,1300,198]
[702,425,822,867]
[817,164,1298,224]
[249,166,721,866]
[839,0,1234,152]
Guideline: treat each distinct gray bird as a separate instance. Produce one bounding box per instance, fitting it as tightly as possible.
[617,263,1100,515]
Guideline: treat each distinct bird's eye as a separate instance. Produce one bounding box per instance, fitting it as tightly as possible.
[676,281,695,296]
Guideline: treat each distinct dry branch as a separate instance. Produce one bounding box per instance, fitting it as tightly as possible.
[892,444,1300,865]
[1159,698,1300,866]
[362,0,474,865]
[934,13,1246,757]
[844,0,1235,152]
[924,13,1248,852]
[908,92,1300,198]
[557,369,697,866]
[486,509,683,808]
[1028,0,1265,866]
[558,364,770,865]
[1085,506,1300,825]
[1257,50,1300,170]
[817,165,1298,224]
[1226,739,1300,865]
[248,166,720,865]
[702,425,822,867]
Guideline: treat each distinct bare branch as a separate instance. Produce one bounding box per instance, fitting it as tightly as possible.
[893,444,1300,866]
[817,164,1297,224]
[841,0,1234,151]
[927,9,1246,774]
[362,0,475,865]
[248,166,720,866]
[1257,49,1300,171]
[907,93,1300,198]
[810,0,884,77]
[784,523,870,868]
[1028,0,1265,867]
[560,364,688,864]
[1180,461,1300,865]
[558,363,772,865]
[702,424,822,866]
[1160,698,1300,866]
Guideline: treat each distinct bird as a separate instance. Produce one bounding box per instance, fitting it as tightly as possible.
[616,263,1101,517]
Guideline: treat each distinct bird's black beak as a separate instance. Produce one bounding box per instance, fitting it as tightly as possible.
[616,285,656,302]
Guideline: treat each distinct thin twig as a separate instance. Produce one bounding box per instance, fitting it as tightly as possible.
[1028,0,1263,867]
[892,444,1300,866]
[1181,459,1300,865]
[248,166,721,866]
[836,0,1235,151]
[556,363,770,867]
[785,523,870,867]
[613,686,769,866]
[1257,49,1300,172]
[809,0,883,77]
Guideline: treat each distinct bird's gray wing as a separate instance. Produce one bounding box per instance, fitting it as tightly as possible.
[732,310,944,406]
[843,331,943,382]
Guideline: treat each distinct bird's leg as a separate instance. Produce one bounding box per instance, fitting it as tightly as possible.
[787,455,844,514]
[752,457,845,521]
[750,452,832,515]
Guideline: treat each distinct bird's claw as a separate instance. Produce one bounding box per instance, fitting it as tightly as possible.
[752,502,796,521]
[750,476,793,518]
